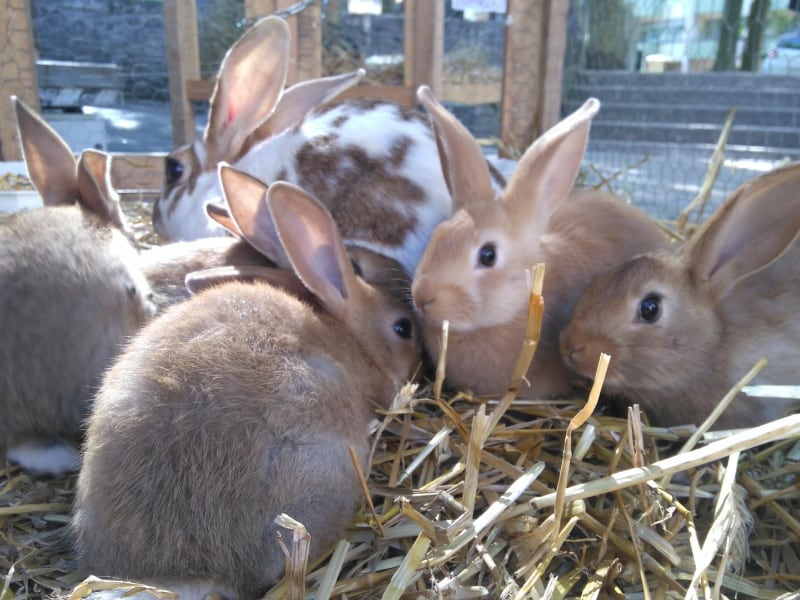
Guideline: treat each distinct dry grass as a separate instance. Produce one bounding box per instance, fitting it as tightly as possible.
[2,261,799,599]
[2,118,799,599]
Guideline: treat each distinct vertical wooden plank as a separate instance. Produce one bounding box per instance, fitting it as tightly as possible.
[245,0,299,85]
[403,0,444,95]
[296,2,322,81]
[500,0,567,157]
[500,0,544,157]
[163,0,201,148]
[0,0,39,161]
[540,0,568,133]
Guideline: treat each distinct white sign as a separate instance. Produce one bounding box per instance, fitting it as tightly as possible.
[348,0,382,15]
[452,0,507,13]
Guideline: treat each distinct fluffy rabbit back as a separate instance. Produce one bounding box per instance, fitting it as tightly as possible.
[1,99,155,474]
[152,16,457,276]
[0,206,154,473]
[73,182,421,598]
[560,161,800,428]
[411,88,667,398]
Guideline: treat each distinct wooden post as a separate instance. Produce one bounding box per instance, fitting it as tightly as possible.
[0,0,39,161]
[245,0,323,86]
[404,0,444,96]
[163,0,200,148]
[500,0,568,157]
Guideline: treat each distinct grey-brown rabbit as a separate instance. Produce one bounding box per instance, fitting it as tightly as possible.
[72,181,421,599]
[1,97,155,475]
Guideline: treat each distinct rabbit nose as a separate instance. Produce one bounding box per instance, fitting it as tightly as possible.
[560,339,585,367]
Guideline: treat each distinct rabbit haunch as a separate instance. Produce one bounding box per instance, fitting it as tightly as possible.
[560,161,800,428]
[72,182,421,599]
[159,98,449,276]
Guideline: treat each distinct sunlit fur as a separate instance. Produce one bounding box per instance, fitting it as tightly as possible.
[414,190,667,397]
[0,207,155,473]
[155,101,456,276]
[561,237,800,429]
[73,189,422,597]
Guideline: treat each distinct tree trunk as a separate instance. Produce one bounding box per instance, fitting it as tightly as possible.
[741,0,771,71]
[713,0,743,71]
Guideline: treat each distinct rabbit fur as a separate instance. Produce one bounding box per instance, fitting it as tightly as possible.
[72,181,421,599]
[411,87,668,398]
[560,161,800,428]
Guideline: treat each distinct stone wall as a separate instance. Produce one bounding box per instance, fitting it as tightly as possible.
[29,2,506,103]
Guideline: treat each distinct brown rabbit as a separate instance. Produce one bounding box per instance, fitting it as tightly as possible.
[72,181,422,599]
[560,161,800,429]
[1,98,155,475]
[411,87,667,398]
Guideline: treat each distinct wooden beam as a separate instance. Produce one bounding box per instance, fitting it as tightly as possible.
[0,0,39,161]
[404,0,444,96]
[500,0,567,157]
[163,0,201,148]
[296,1,322,82]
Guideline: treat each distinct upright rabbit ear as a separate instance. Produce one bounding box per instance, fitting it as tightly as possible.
[503,98,600,233]
[204,16,291,164]
[417,85,495,211]
[217,164,288,267]
[76,150,132,236]
[12,95,79,206]
[266,182,360,320]
[250,69,365,141]
[686,162,800,304]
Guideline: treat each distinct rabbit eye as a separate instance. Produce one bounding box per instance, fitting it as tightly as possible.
[478,243,497,268]
[393,317,413,340]
[164,157,184,185]
[638,295,661,323]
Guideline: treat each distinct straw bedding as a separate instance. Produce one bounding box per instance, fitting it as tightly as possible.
[2,164,800,599]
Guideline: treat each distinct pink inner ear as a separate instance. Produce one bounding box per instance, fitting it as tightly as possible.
[226,103,238,128]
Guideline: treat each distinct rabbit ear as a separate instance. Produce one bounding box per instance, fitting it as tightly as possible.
[76,150,133,234]
[503,98,600,232]
[204,16,291,164]
[205,202,242,237]
[687,162,800,303]
[185,265,313,302]
[12,95,79,206]
[266,182,360,320]
[252,69,365,140]
[217,164,288,267]
[416,85,495,211]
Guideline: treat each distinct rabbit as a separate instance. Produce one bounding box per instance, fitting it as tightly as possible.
[152,16,503,277]
[559,161,800,429]
[71,180,422,600]
[0,97,156,476]
[410,87,668,399]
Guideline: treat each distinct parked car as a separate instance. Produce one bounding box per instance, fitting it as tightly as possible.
[761,31,800,75]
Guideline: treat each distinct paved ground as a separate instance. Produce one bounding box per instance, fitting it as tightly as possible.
[59,100,794,223]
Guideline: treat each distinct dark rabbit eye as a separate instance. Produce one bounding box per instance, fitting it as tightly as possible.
[164,157,184,185]
[393,317,413,339]
[478,243,497,268]
[638,295,661,323]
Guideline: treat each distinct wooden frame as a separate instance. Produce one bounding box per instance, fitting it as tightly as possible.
[0,0,567,185]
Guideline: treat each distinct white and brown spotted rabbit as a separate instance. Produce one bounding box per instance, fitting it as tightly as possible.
[560,162,800,429]
[153,16,501,277]
[411,87,668,398]
[72,181,421,599]
[0,97,155,475]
